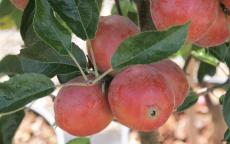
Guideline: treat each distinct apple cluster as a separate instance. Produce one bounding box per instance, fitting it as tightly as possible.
[150,0,230,48]
[54,15,189,136]
[10,0,230,137]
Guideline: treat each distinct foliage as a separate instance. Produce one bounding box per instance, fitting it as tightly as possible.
[67,138,90,144]
[177,91,199,112]
[0,0,230,143]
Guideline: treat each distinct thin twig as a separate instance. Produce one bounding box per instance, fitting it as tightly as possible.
[196,79,229,96]
[56,82,90,88]
[87,42,99,77]
[55,69,113,88]
[67,50,88,81]
[115,0,122,15]
[135,0,154,31]
[183,55,192,72]
[92,68,113,84]
[0,107,25,117]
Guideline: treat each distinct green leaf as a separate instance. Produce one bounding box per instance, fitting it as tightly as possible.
[224,129,230,142]
[0,74,54,113]
[34,0,71,54]
[21,42,87,68]
[223,89,230,128]
[112,24,188,70]
[10,9,23,28]
[0,42,87,77]
[67,138,90,144]
[112,0,130,16]
[0,110,25,144]
[20,0,40,46]
[209,43,230,68]
[0,0,15,18]
[191,48,219,66]
[219,95,225,105]
[127,11,138,25]
[96,0,103,11]
[177,92,199,112]
[0,55,76,77]
[47,0,99,40]
[57,71,80,84]
[198,62,216,82]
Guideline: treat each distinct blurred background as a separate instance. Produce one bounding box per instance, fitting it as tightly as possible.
[0,0,229,144]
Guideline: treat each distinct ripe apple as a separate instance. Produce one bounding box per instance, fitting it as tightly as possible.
[108,65,174,131]
[54,76,112,136]
[89,15,140,72]
[151,59,189,108]
[150,0,229,48]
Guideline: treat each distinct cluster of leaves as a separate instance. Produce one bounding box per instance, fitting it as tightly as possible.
[0,0,230,143]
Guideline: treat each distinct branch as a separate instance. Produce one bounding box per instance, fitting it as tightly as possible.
[67,50,88,81]
[134,1,159,144]
[134,0,154,31]
[139,132,160,144]
[115,0,122,15]
[196,79,229,96]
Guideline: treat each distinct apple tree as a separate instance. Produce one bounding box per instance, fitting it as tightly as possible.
[0,0,230,143]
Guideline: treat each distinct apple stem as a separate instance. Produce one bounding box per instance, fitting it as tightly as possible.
[135,0,154,31]
[67,50,88,81]
[92,68,113,84]
[87,41,99,77]
[57,82,90,88]
[56,69,113,88]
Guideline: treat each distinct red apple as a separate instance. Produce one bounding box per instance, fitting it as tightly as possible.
[89,15,140,72]
[108,65,174,131]
[54,76,112,136]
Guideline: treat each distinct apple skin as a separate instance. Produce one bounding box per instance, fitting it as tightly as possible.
[10,0,28,10]
[54,76,113,136]
[221,0,230,9]
[89,15,140,73]
[150,59,189,108]
[108,64,174,132]
[195,8,229,48]
[150,0,229,48]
